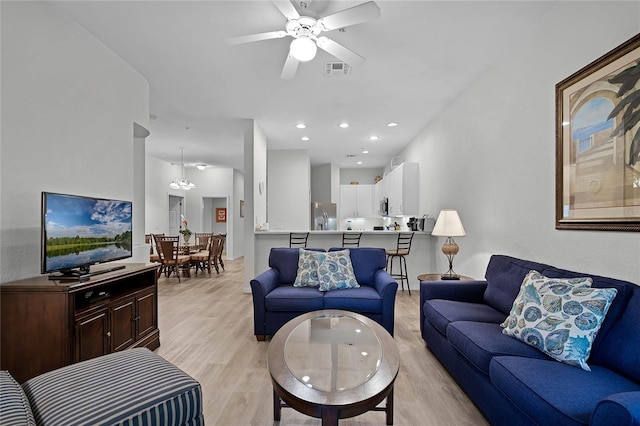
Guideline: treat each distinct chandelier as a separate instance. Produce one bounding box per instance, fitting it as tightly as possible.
[169,147,196,191]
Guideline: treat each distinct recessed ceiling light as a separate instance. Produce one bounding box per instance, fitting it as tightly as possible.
[387,122,398,127]
[301,136,309,141]
[357,161,363,165]
[369,136,379,141]
[196,164,207,170]
[339,122,350,128]
[296,123,306,129]
[362,149,369,154]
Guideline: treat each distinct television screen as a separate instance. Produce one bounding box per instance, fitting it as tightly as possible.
[41,192,132,275]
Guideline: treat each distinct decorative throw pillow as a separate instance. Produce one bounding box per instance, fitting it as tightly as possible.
[293,249,321,287]
[317,249,359,292]
[501,270,617,371]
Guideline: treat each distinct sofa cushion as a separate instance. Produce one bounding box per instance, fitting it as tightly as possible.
[588,287,640,382]
[269,248,325,284]
[501,271,617,371]
[542,265,636,365]
[0,371,36,426]
[317,249,359,291]
[293,249,321,287]
[423,299,507,335]
[483,255,550,315]
[490,356,640,426]
[447,321,549,375]
[265,285,324,312]
[323,286,382,313]
[22,348,203,426]
[330,247,386,286]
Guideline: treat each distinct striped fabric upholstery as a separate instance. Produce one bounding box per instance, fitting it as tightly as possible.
[22,348,203,426]
[0,370,36,426]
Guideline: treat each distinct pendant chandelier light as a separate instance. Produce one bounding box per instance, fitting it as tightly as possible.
[169,147,196,191]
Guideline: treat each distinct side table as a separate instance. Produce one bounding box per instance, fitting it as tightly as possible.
[417,273,474,282]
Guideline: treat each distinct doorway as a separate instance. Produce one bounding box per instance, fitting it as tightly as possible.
[168,195,184,236]
[202,197,228,235]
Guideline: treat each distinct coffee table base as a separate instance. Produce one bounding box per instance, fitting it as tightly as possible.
[273,383,394,425]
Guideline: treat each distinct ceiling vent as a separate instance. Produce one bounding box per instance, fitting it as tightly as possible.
[325,62,352,77]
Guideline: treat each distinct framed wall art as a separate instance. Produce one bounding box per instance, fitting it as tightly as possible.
[216,207,227,223]
[556,33,640,232]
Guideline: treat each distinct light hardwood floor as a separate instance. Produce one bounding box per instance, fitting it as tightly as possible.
[155,258,489,425]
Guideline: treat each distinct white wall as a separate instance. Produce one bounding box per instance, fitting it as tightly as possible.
[268,150,310,230]
[233,169,245,259]
[1,1,149,282]
[398,1,640,284]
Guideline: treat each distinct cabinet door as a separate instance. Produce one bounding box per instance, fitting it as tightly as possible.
[75,308,108,362]
[136,289,157,339]
[340,185,358,217]
[110,297,135,352]
[356,185,374,217]
[387,166,402,216]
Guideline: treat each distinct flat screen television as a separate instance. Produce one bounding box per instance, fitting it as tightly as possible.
[41,192,132,279]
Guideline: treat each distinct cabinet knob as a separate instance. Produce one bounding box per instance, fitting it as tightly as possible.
[107,331,111,337]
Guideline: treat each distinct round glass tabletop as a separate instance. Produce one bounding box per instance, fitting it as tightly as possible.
[283,312,383,392]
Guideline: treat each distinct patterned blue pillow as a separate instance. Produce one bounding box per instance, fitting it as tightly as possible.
[317,249,359,292]
[501,270,617,371]
[293,249,321,287]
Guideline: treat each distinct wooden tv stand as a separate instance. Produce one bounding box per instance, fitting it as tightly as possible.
[1,263,160,383]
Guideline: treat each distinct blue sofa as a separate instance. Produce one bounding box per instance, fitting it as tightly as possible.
[420,254,640,426]
[251,247,398,340]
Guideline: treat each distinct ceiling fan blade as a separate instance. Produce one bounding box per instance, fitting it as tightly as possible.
[272,0,300,20]
[316,37,365,67]
[227,31,287,46]
[280,54,299,80]
[318,1,381,31]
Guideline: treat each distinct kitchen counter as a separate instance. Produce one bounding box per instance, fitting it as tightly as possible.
[252,230,435,292]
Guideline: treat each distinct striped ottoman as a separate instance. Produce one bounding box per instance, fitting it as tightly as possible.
[20,348,203,426]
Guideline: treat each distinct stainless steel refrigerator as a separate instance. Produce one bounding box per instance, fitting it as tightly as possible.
[311,202,337,230]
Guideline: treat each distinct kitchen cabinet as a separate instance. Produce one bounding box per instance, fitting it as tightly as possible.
[374,180,383,214]
[386,162,419,217]
[340,184,374,218]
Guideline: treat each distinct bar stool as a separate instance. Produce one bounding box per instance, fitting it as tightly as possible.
[386,233,414,295]
[289,232,309,248]
[342,232,362,247]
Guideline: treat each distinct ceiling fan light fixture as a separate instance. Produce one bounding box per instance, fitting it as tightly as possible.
[290,37,317,62]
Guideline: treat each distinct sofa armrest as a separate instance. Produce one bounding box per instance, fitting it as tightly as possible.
[250,269,281,337]
[372,269,398,335]
[591,392,640,426]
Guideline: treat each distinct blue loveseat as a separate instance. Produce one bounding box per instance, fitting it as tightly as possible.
[420,254,640,426]
[251,247,398,340]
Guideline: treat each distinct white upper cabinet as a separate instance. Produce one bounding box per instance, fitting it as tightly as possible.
[340,184,374,218]
[385,162,419,217]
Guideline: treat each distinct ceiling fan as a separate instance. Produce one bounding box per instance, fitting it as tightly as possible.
[227,1,381,80]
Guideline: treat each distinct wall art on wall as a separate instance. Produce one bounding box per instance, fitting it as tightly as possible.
[556,33,640,232]
[216,207,227,223]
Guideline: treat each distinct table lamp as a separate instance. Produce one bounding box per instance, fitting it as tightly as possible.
[431,209,466,280]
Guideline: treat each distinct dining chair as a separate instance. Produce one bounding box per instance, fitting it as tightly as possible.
[158,239,191,282]
[385,232,414,295]
[190,237,216,275]
[342,232,363,247]
[216,234,227,271]
[289,232,309,248]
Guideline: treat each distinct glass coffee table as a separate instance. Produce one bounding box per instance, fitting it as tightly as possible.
[267,310,399,425]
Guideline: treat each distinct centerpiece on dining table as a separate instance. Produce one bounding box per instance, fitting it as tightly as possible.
[179,215,192,244]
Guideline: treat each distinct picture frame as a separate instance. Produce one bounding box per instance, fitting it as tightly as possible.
[240,200,244,218]
[556,33,640,232]
[216,207,227,223]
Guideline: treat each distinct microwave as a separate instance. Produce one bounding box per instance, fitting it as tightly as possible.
[380,197,389,216]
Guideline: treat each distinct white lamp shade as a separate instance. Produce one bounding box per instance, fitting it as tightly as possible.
[431,209,466,237]
[289,37,317,62]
